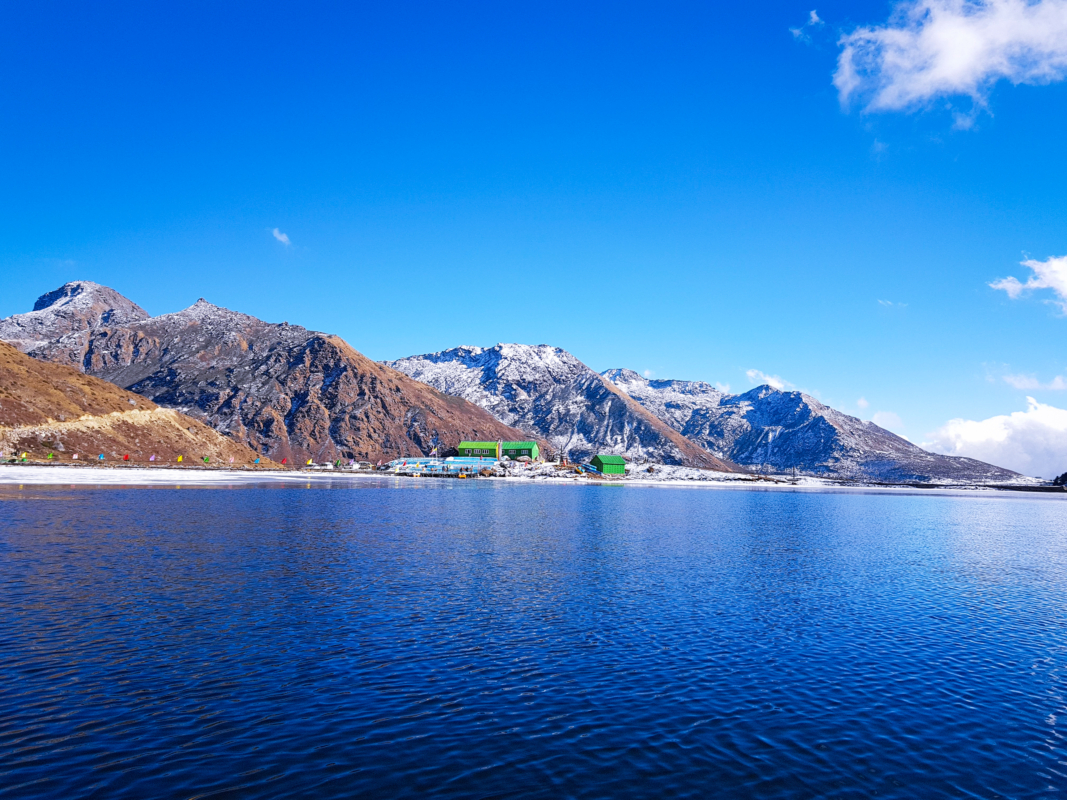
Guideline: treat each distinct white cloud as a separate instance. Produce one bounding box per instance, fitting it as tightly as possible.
[716,382,732,393]
[872,410,905,431]
[746,369,794,391]
[835,0,1067,113]
[791,8,825,38]
[924,397,1067,477]
[990,254,1067,312]
[272,228,291,246]
[878,299,907,307]
[1003,373,1067,390]
[858,396,871,408]
[643,369,655,378]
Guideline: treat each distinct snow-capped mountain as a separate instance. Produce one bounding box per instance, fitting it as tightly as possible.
[602,368,1020,482]
[0,281,148,365]
[385,344,737,471]
[1,285,526,463]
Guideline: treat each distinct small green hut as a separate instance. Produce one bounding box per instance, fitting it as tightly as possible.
[458,441,500,457]
[591,454,626,474]
[501,441,539,460]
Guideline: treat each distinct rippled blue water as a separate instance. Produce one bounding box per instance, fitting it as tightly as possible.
[1,480,1065,799]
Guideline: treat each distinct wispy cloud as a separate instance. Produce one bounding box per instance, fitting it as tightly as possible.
[835,0,1067,115]
[878,299,907,307]
[1003,373,1067,390]
[790,9,824,40]
[990,254,1067,312]
[858,396,870,409]
[746,369,794,391]
[716,382,732,393]
[643,369,655,378]
[924,397,1067,477]
[272,228,291,246]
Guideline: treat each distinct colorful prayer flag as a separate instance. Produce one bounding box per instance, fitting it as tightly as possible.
[177,455,183,463]
[149,454,155,461]
[123,454,129,461]
[254,457,261,464]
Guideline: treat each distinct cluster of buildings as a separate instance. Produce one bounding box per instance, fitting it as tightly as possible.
[456,441,625,473]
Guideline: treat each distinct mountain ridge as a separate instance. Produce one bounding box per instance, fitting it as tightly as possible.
[602,368,1020,482]
[386,344,739,471]
[1,285,530,463]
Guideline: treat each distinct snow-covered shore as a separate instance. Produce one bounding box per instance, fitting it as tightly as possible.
[0,464,341,485]
[0,462,1053,494]
[478,462,1048,492]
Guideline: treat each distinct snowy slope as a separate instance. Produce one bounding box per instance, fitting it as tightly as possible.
[385,344,736,470]
[602,368,1021,482]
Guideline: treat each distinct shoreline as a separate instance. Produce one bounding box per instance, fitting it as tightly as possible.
[0,463,1058,496]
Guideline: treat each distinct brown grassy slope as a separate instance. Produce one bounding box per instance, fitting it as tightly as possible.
[0,341,273,465]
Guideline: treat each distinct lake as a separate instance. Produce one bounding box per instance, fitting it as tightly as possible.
[1,479,1065,798]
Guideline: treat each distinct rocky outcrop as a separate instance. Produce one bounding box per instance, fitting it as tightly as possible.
[0,341,269,465]
[602,368,1021,483]
[1,286,528,463]
[386,344,738,471]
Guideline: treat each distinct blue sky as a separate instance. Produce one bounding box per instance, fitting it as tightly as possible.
[2,1,1066,474]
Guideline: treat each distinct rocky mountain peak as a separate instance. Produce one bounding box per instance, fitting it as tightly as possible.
[601,367,644,385]
[30,280,147,319]
[33,280,97,311]
[0,281,149,357]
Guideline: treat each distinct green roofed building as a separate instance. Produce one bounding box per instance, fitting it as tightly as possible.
[458,440,540,460]
[502,441,539,460]
[591,454,626,474]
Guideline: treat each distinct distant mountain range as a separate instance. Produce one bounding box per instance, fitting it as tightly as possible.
[0,282,526,463]
[602,369,1017,483]
[389,344,1020,482]
[0,283,1025,481]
